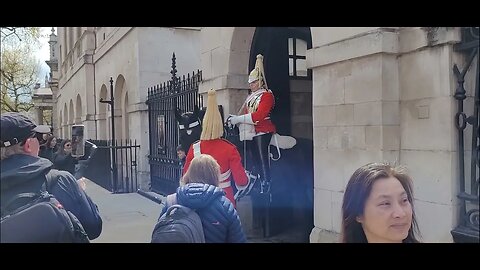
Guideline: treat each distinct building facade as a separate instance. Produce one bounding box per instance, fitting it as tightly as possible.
[52,27,201,189]
[198,27,477,242]
[50,27,478,242]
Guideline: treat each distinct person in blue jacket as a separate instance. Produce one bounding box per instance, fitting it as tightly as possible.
[0,112,102,240]
[159,154,246,243]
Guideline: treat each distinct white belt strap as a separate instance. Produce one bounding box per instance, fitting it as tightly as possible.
[220,170,231,181]
[218,181,231,189]
[218,170,232,188]
[193,142,201,157]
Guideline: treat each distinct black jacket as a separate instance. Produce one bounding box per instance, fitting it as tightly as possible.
[39,146,56,163]
[1,154,102,240]
[54,152,78,175]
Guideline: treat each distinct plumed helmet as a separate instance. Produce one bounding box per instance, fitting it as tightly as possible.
[248,54,268,89]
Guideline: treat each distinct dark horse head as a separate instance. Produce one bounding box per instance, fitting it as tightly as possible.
[175,105,204,152]
[175,104,230,152]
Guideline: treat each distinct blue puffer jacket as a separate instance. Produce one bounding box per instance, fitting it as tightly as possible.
[160,183,246,243]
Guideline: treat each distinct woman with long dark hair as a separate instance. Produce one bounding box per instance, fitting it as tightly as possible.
[39,135,57,162]
[54,139,78,176]
[341,162,421,243]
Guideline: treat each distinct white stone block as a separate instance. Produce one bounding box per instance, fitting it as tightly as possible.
[336,104,354,126]
[314,105,336,127]
[309,227,340,243]
[313,188,332,231]
[400,97,455,151]
[365,126,382,149]
[399,46,452,101]
[382,101,400,125]
[331,191,344,233]
[414,199,455,242]
[345,56,382,104]
[314,149,346,192]
[211,47,229,78]
[401,150,456,205]
[311,27,380,49]
[313,68,345,106]
[382,55,400,101]
[313,126,328,149]
[382,126,400,150]
[354,101,382,126]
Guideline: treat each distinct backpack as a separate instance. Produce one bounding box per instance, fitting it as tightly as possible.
[151,194,205,243]
[0,173,90,243]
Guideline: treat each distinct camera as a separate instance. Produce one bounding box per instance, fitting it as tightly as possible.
[71,125,85,157]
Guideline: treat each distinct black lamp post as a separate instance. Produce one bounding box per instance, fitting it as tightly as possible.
[99,77,118,192]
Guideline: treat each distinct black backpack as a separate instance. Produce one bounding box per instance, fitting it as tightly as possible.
[151,194,205,243]
[0,174,90,243]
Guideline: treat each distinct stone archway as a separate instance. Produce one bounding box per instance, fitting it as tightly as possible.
[223,27,315,241]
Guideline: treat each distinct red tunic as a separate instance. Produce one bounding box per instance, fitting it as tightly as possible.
[242,89,276,134]
[183,138,248,207]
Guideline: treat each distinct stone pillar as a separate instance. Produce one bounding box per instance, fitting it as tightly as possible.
[36,108,44,125]
[308,27,401,242]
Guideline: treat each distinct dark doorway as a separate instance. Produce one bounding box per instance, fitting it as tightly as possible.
[249,27,312,137]
[248,27,314,241]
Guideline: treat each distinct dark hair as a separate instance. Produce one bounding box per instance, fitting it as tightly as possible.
[56,139,71,155]
[341,162,420,243]
[46,135,57,148]
[176,145,185,152]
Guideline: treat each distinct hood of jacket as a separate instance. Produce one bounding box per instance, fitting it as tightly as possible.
[1,154,53,191]
[176,183,225,210]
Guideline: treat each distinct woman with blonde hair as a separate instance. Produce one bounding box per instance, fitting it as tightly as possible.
[160,154,246,243]
[183,89,248,207]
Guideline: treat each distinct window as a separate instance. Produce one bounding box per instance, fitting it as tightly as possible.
[288,38,309,78]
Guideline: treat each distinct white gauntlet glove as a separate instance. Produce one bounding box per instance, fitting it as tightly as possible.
[228,114,254,125]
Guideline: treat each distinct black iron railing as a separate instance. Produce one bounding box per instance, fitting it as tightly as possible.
[146,53,203,195]
[84,139,140,193]
[451,27,479,243]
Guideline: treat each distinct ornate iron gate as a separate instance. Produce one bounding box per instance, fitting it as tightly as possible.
[451,27,479,243]
[146,53,203,195]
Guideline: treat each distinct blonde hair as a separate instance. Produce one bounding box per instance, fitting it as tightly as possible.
[0,144,25,160]
[200,89,224,140]
[181,154,220,187]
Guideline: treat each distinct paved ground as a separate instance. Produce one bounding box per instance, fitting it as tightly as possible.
[84,179,165,243]
[83,178,309,243]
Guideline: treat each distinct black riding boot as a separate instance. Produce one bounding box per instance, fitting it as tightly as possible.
[253,133,272,193]
[253,133,273,237]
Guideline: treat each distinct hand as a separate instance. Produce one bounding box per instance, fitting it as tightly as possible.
[77,177,87,191]
[229,115,242,125]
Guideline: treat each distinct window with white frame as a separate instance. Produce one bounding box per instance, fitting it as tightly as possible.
[288,38,308,78]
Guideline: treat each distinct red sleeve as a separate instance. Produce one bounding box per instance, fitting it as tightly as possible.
[229,146,248,187]
[182,146,194,175]
[251,92,274,123]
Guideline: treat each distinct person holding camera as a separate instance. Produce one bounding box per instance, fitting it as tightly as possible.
[54,139,79,176]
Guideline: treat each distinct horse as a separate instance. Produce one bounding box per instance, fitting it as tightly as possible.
[175,106,314,241]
